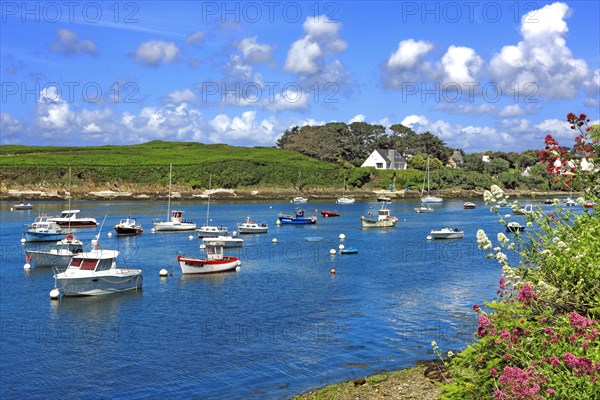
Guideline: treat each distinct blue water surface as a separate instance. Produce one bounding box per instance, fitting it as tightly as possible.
[1,198,517,399]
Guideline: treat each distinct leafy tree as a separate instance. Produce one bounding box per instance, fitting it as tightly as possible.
[463,153,485,173]
[417,131,451,161]
[407,154,426,170]
[485,157,510,175]
[389,124,419,158]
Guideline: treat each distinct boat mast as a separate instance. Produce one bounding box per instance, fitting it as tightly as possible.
[167,164,172,220]
[67,167,72,232]
[206,173,211,226]
[427,157,431,196]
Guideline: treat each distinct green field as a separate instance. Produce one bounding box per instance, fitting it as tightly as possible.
[0,141,347,189]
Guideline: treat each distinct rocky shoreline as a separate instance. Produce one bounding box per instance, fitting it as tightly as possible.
[1,184,569,202]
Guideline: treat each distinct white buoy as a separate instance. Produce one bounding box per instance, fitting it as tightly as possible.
[10,207,14,211]
[107,232,112,237]
[49,288,61,300]
[272,238,278,244]
[338,244,345,250]
[330,249,336,255]
[20,238,27,244]
[276,219,281,226]
[339,233,345,240]
[427,235,433,240]
[233,231,238,237]
[188,235,194,240]
[151,227,156,233]
[159,268,168,277]
[23,263,31,270]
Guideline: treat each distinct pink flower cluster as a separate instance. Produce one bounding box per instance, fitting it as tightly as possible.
[493,366,546,400]
[568,312,597,334]
[561,353,600,378]
[478,314,496,337]
[517,284,537,304]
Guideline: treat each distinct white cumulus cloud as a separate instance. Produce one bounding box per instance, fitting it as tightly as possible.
[51,29,97,56]
[134,40,180,67]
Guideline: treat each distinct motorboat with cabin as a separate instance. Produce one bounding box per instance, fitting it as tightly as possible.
[360,203,398,228]
[25,233,83,268]
[178,241,241,274]
[48,209,97,227]
[53,249,142,296]
[114,218,143,236]
[236,217,268,234]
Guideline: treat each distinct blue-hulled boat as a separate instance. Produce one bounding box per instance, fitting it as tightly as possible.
[23,216,64,242]
[340,248,358,254]
[278,209,317,225]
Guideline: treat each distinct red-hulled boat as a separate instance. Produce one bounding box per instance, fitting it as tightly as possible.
[177,241,240,274]
[320,210,340,217]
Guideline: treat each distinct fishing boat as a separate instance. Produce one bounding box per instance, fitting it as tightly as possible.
[544,199,554,204]
[25,234,84,268]
[414,205,433,213]
[237,217,268,234]
[420,158,443,203]
[564,198,577,207]
[320,210,340,217]
[201,236,243,248]
[13,202,33,210]
[515,204,534,215]
[48,209,97,227]
[463,202,476,209]
[505,222,525,233]
[178,241,241,274]
[23,216,64,242]
[291,196,309,204]
[114,218,143,236]
[340,248,358,254]
[377,196,392,202]
[53,249,143,296]
[360,203,398,228]
[278,209,317,225]
[429,227,464,239]
[153,164,196,232]
[583,201,596,209]
[197,173,229,237]
[336,197,355,204]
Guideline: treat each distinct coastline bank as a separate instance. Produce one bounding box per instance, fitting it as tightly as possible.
[292,361,445,400]
[1,185,572,202]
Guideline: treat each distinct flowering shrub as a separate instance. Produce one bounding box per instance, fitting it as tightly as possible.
[441,114,600,399]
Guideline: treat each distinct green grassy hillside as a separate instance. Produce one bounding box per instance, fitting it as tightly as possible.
[0,141,345,189]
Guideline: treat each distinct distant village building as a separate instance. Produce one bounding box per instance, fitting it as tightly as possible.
[361,149,407,170]
[447,150,464,168]
[522,166,531,177]
[482,155,491,163]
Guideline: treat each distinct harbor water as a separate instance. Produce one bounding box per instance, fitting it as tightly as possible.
[1,199,515,399]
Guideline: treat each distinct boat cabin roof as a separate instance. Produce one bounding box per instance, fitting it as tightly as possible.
[60,209,81,214]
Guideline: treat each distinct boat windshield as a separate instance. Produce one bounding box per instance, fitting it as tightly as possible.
[80,259,98,270]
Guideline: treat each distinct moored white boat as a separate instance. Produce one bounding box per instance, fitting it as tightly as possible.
[178,241,240,274]
[291,196,309,204]
[25,234,84,268]
[564,198,577,207]
[414,205,433,213]
[23,216,64,242]
[237,217,268,234]
[13,202,33,210]
[336,197,355,204]
[53,249,142,296]
[430,227,464,239]
[420,158,443,203]
[201,235,243,248]
[48,209,97,227]
[463,202,476,209]
[360,203,398,228]
[153,165,196,232]
[196,225,229,237]
[154,210,197,231]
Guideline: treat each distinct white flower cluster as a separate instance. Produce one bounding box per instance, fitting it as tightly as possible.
[483,184,507,205]
[502,264,520,286]
[476,229,492,251]
[552,237,569,251]
[497,232,509,246]
[537,280,559,297]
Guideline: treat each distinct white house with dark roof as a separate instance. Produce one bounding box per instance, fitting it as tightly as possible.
[361,149,407,170]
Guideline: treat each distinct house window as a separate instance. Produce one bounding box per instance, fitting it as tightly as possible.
[376,163,383,169]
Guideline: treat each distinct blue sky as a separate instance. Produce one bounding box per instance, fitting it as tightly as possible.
[1,1,598,152]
